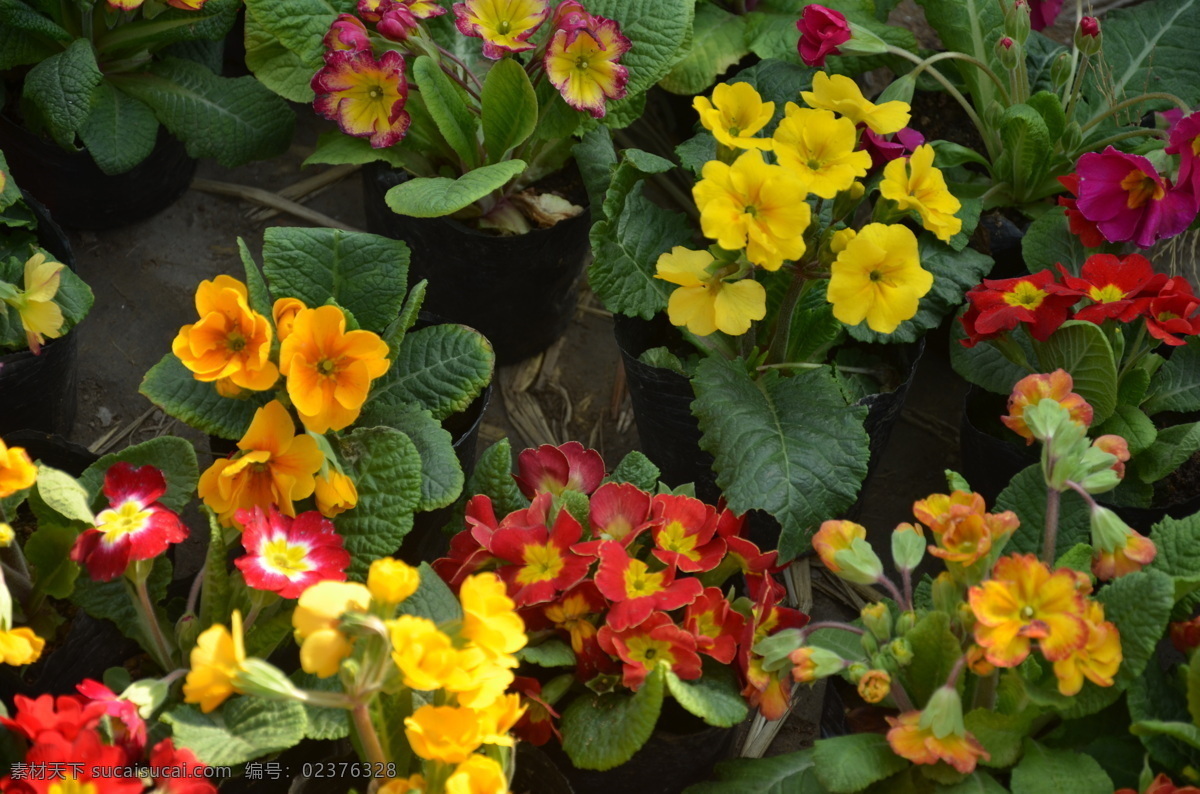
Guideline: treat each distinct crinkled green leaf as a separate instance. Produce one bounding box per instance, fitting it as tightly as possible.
[23,39,102,148]
[77,83,159,176]
[902,611,961,706]
[1149,512,1200,598]
[1131,720,1200,750]
[35,465,94,524]
[1144,336,1200,415]
[243,5,319,103]
[139,353,268,440]
[356,403,462,513]
[1011,739,1112,794]
[997,464,1092,558]
[586,0,695,97]
[462,438,526,518]
[812,733,909,793]
[367,323,493,422]
[79,436,199,513]
[1131,421,1200,484]
[1021,206,1090,274]
[1095,405,1157,456]
[561,664,665,770]
[291,671,350,741]
[161,697,307,766]
[666,662,748,728]
[659,4,747,96]
[1098,568,1174,687]
[1129,656,1200,772]
[197,511,230,639]
[965,709,1035,769]
[242,0,352,88]
[413,54,480,169]
[72,556,171,664]
[1031,320,1119,424]
[608,450,661,491]
[685,749,822,794]
[518,638,576,668]
[397,563,461,624]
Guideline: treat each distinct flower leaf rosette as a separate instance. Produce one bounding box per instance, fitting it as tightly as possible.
[428,440,807,769]
[244,0,696,233]
[700,379,1200,792]
[139,226,494,575]
[583,64,992,559]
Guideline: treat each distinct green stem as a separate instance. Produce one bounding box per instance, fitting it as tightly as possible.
[758,362,879,375]
[886,45,1002,159]
[892,48,1012,107]
[1083,92,1192,133]
[132,576,176,671]
[1042,486,1060,565]
[351,701,389,766]
[1077,127,1167,155]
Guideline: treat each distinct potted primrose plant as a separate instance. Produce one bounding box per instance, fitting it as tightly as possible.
[242,0,697,363]
[0,0,294,229]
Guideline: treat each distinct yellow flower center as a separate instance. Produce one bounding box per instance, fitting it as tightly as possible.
[96,501,152,542]
[623,559,665,598]
[1020,605,1035,620]
[1158,311,1180,322]
[1089,284,1127,303]
[626,636,674,669]
[497,20,511,34]
[659,521,700,560]
[1002,281,1047,310]
[226,330,247,352]
[516,543,565,585]
[49,779,96,794]
[575,55,591,70]
[317,358,340,376]
[1119,169,1165,209]
[1192,136,1200,157]
[694,611,719,638]
[600,516,633,542]
[262,538,312,577]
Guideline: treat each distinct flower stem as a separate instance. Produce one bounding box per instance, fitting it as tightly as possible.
[351,701,389,766]
[132,577,176,671]
[767,268,814,366]
[801,620,866,637]
[1042,486,1060,565]
[877,575,909,611]
[885,45,1001,159]
[1082,92,1192,134]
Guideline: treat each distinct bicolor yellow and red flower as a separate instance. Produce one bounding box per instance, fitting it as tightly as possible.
[323,14,372,52]
[198,400,324,527]
[1074,146,1196,249]
[510,676,560,746]
[812,520,883,585]
[515,441,604,498]
[886,687,989,774]
[0,440,36,498]
[683,587,745,663]
[488,493,591,606]
[1117,774,1200,794]
[279,304,390,433]
[453,0,550,59]
[312,49,411,149]
[234,506,350,599]
[543,9,630,118]
[694,82,775,151]
[594,540,703,631]
[576,481,653,554]
[694,150,811,271]
[1090,505,1156,581]
[172,275,279,394]
[968,553,1088,667]
[598,611,702,690]
[1051,599,1121,696]
[649,493,725,572]
[1001,370,1094,445]
[716,511,782,602]
[911,490,1018,568]
[70,463,188,582]
[1053,253,1167,324]
[959,270,1078,347]
[543,581,607,655]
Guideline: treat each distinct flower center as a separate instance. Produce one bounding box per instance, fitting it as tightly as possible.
[1119,169,1165,209]
[623,559,665,598]
[226,331,247,352]
[96,501,153,543]
[49,780,97,794]
[1089,284,1127,304]
[317,358,339,376]
[1020,605,1035,620]
[1192,136,1200,158]
[743,204,758,216]
[659,521,700,560]
[727,125,741,138]
[575,55,591,70]
[497,19,511,34]
[1002,281,1047,310]
[1158,311,1181,322]
[517,543,565,584]
[869,270,883,282]
[262,538,312,577]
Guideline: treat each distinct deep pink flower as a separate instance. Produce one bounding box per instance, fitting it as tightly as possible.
[1167,112,1200,212]
[1053,253,1167,324]
[1028,0,1063,30]
[1079,16,1099,37]
[1057,173,1107,248]
[323,14,371,52]
[1074,146,1196,248]
[70,463,188,582]
[514,441,604,498]
[76,680,146,758]
[862,127,925,171]
[234,506,350,599]
[377,4,420,40]
[796,5,851,67]
[1137,277,1200,346]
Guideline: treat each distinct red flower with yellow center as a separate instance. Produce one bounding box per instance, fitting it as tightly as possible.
[594,541,703,631]
[5,727,144,794]
[959,270,1077,347]
[1001,369,1094,445]
[278,305,390,433]
[1137,276,1200,346]
[714,509,783,602]
[543,582,607,653]
[543,11,630,119]
[70,463,188,582]
[1053,253,1167,324]
[574,482,653,557]
[968,553,1089,667]
[738,590,810,720]
[683,587,745,664]
[234,506,350,599]
[171,275,279,394]
[489,494,590,606]
[453,0,550,59]
[515,441,604,498]
[650,493,725,572]
[433,496,502,589]
[1051,599,1122,696]
[312,49,411,149]
[597,611,702,690]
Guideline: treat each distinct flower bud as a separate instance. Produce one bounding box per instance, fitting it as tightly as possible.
[1171,616,1200,654]
[122,678,171,719]
[861,631,879,656]
[175,613,201,655]
[1090,505,1156,580]
[892,522,926,572]
[368,557,420,605]
[918,685,967,739]
[857,670,891,703]
[846,661,869,683]
[813,520,884,585]
[1076,16,1101,55]
[895,610,917,636]
[0,523,13,548]
[931,572,961,614]
[1003,0,1031,43]
[861,602,893,642]
[1050,52,1072,91]
[996,36,1021,70]
[790,646,846,683]
[887,637,913,666]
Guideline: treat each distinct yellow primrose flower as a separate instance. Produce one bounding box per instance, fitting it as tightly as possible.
[880,144,963,242]
[315,469,358,518]
[801,72,910,135]
[442,649,516,710]
[369,557,420,604]
[459,572,527,662]
[8,252,65,355]
[772,105,871,199]
[292,581,372,677]
[0,524,13,547]
[453,0,549,59]
[655,247,766,337]
[445,754,507,794]
[693,82,775,151]
[476,692,525,746]
[388,615,464,691]
[183,611,246,713]
[826,223,932,334]
[0,627,44,666]
[693,150,811,271]
[0,440,37,498]
[1052,599,1122,696]
[405,705,485,764]
[829,228,857,254]
[197,400,324,527]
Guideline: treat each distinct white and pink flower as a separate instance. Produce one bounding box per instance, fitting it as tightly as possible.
[234,506,350,599]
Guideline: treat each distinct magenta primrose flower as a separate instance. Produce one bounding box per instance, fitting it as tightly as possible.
[70,463,188,582]
[1074,146,1196,249]
[1167,111,1200,213]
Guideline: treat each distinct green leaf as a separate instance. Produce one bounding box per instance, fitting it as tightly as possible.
[573,126,619,214]
[140,354,268,440]
[23,39,102,148]
[397,563,461,624]
[1031,320,1119,424]
[463,438,525,517]
[242,0,353,95]
[518,638,576,668]
[608,450,661,491]
[79,436,199,513]
[912,0,1004,112]
[586,0,695,98]
[997,464,1092,558]
[1144,336,1200,415]
[1097,568,1174,687]
[198,511,230,636]
[161,697,308,766]
[1189,651,1200,727]
[93,0,239,53]
[1055,542,1095,574]
[685,749,822,794]
[243,6,319,103]
[261,226,410,332]
[676,132,717,177]
[1021,207,1090,274]
[666,663,748,728]
[658,4,747,96]
[413,55,480,169]
[72,556,171,663]
[35,465,94,524]
[950,321,1032,394]
[77,83,159,176]
[356,405,463,513]
[112,57,293,168]
[938,773,1009,794]
[1129,656,1200,771]
[561,664,666,770]
[237,237,273,320]
[692,358,870,561]
[998,104,1052,192]
[0,0,70,44]
[384,161,527,218]
[1010,739,1112,794]
[481,57,537,164]
[1131,421,1200,484]
[966,709,1034,769]
[304,130,410,169]
[333,426,423,579]
[901,611,961,706]
[1095,404,1157,456]
[291,671,350,741]
[812,733,909,793]
[367,323,494,422]
[1149,513,1200,598]
[24,522,80,599]
[1131,720,1200,750]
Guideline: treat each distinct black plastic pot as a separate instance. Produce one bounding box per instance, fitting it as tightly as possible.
[971,209,1030,280]
[361,162,591,365]
[0,114,197,230]
[0,193,80,436]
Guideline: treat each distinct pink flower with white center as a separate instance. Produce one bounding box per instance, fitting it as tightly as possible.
[70,463,188,582]
[514,441,604,498]
[234,506,350,599]
[1074,146,1196,248]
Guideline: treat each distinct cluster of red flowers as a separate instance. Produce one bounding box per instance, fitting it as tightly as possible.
[960,253,1200,347]
[0,683,214,793]
[433,442,809,742]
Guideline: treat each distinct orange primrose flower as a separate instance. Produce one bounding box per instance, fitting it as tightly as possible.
[198,400,324,527]
[812,520,883,584]
[0,441,37,498]
[273,297,307,343]
[312,49,411,149]
[543,12,630,119]
[278,305,390,433]
[1001,370,1094,445]
[886,707,989,774]
[544,582,606,654]
[912,491,1018,568]
[1052,599,1122,696]
[172,275,279,394]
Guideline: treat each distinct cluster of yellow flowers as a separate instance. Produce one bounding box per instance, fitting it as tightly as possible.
[183,563,526,793]
[658,73,963,337]
[0,440,44,667]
